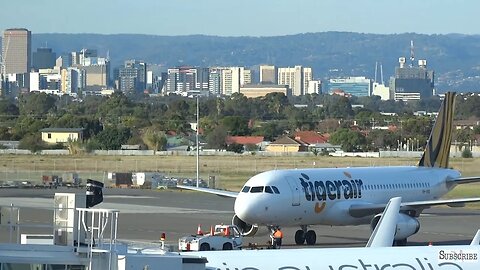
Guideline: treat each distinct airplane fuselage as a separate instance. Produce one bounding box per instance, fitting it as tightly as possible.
[193,245,479,270]
[234,166,460,227]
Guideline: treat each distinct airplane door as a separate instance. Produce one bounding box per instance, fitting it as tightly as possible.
[286,177,301,206]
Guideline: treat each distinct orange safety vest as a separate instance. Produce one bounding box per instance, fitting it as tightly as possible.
[273,230,283,239]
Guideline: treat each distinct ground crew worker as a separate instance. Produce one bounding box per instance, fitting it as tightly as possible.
[272,228,283,249]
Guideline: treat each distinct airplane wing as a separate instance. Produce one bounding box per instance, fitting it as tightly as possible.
[349,197,480,218]
[470,229,480,245]
[176,185,238,198]
[366,197,401,248]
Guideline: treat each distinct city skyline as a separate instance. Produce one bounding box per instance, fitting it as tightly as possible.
[1,0,479,37]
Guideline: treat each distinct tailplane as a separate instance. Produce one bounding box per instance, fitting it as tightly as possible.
[418,92,456,168]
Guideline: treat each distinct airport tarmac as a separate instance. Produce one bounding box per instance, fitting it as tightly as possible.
[0,187,479,249]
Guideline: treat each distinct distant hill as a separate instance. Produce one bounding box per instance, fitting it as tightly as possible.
[3,32,480,92]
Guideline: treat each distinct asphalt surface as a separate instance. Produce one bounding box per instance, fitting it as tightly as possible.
[0,187,479,249]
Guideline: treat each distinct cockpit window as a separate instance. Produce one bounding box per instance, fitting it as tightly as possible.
[271,186,280,194]
[264,186,273,194]
[250,186,264,193]
[241,186,251,193]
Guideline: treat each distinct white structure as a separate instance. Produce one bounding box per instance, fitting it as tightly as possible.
[278,66,312,96]
[220,67,250,96]
[29,68,62,92]
[372,82,390,100]
[259,65,277,84]
[307,80,321,94]
[61,67,80,96]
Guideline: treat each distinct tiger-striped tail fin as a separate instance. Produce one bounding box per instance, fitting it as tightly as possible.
[418,92,456,168]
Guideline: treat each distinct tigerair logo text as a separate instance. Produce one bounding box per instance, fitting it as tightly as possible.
[299,172,364,205]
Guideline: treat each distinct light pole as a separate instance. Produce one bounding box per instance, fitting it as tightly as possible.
[196,95,200,188]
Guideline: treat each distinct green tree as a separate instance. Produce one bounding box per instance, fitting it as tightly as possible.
[462,148,473,158]
[221,116,250,136]
[12,116,47,139]
[226,143,244,153]
[94,127,131,150]
[324,95,354,119]
[143,129,167,154]
[19,133,45,153]
[329,128,366,152]
[254,121,285,141]
[206,125,228,150]
[263,92,290,119]
[18,93,57,116]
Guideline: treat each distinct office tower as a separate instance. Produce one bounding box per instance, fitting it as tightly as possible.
[33,47,56,70]
[208,69,221,96]
[79,49,97,66]
[260,65,277,84]
[165,67,196,94]
[195,67,209,90]
[278,66,312,96]
[327,77,372,97]
[389,58,434,101]
[56,53,73,68]
[243,69,252,85]
[306,80,321,95]
[61,68,80,95]
[119,60,147,94]
[2,28,31,74]
[219,67,250,96]
[80,54,110,91]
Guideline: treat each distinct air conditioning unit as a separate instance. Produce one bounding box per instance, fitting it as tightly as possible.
[53,193,86,246]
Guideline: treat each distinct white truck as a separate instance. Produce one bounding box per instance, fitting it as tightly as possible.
[179,225,243,251]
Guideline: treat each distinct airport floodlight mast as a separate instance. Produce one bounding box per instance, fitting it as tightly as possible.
[196,95,199,188]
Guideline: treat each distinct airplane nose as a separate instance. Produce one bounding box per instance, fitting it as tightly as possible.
[234,195,260,223]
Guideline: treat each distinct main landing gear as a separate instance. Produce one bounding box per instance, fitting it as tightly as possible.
[294,225,316,245]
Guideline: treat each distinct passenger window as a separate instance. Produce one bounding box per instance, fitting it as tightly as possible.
[264,186,274,194]
[250,186,263,193]
[242,186,251,193]
[272,186,280,194]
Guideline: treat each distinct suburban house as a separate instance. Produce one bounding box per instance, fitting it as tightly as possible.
[293,130,340,152]
[225,136,265,150]
[40,128,84,144]
[265,136,308,153]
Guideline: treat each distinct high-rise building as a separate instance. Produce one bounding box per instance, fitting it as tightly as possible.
[165,67,197,94]
[243,69,252,85]
[33,47,56,70]
[61,68,80,96]
[259,65,277,84]
[389,58,434,101]
[278,66,312,96]
[306,80,321,95]
[208,68,222,96]
[118,60,147,94]
[195,67,209,91]
[78,53,110,91]
[220,67,249,96]
[2,28,31,74]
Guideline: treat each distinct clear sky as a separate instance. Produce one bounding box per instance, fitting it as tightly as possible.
[1,0,478,36]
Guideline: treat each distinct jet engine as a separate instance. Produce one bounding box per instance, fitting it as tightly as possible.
[232,214,258,236]
[370,212,420,241]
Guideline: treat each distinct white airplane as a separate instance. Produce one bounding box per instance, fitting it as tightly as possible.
[190,197,480,270]
[179,92,480,246]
